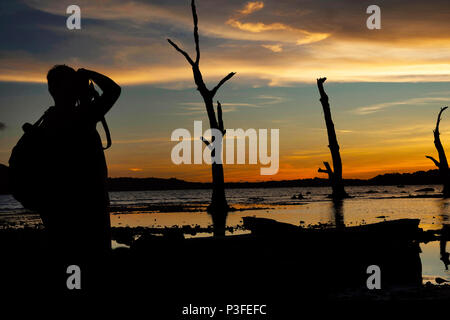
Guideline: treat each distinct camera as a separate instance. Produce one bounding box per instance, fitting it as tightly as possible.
[77,70,98,105]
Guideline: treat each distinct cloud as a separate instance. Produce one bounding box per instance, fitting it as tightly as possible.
[239,1,265,15]
[225,20,329,46]
[261,44,282,52]
[257,95,285,104]
[226,1,329,46]
[180,102,260,108]
[2,0,450,86]
[175,101,261,115]
[113,137,170,144]
[180,95,284,109]
[23,0,189,25]
[227,20,287,33]
[354,97,450,115]
[314,128,353,134]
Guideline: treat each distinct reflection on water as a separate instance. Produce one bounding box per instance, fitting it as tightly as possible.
[421,241,450,282]
[440,238,449,271]
[2,184,447,229]
[331,199,345,229]
[421,199,450,283]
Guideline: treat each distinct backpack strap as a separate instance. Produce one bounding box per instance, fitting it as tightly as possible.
[23,108,53,132]
[33,108,52,127]
[100,117,112,150]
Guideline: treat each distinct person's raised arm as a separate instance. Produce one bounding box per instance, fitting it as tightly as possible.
[77,68,121,117]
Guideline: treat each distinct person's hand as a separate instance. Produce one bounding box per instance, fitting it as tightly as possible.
[77,68,93,85]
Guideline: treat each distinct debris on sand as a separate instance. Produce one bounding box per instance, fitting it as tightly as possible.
[291,193,304,200]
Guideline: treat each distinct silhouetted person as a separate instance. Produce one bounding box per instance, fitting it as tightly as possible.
[39,65,120,264]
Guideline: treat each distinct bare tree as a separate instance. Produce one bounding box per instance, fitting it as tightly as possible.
[316,77,348,200]
[168,0,235,236]
[426,107,450,197]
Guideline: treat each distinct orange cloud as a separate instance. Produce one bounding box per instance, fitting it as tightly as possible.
[226,19,330,46]
[226,1,330,46]
[239,1,264,15]
[227,20,289,33]
[262,44,283,52]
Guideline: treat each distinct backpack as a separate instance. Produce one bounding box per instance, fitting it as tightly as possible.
[8,107,111,211]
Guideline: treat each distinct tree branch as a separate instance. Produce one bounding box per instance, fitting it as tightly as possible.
[167,39,195,66]
[432,106,450,170]
[217,101,226,135]
[324,161,333,173]
[317,77,328,102]
[211,72,236,97]
[191,0,200,65]
[318,161,333,174]
[201,136,212,149]
[435,106,448,134]
[426,155,441,169]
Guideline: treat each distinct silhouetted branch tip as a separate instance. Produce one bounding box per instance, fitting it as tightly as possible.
[318,168,330,174]
[191,0,200,64]
[436,106,448,131]
[217,101,226,134]
[317,77,328,100]
[318,161,333,175]
[317,77,327,84]
[167,38,195,66]
[211,72,236,97]
[426,155,441,168]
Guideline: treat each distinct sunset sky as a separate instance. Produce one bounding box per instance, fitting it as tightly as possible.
[1,0,450,182]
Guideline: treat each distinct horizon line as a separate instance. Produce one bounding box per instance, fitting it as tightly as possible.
[107,168,438,184]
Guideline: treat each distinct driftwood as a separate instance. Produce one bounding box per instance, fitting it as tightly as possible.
[240,216,422,288]
[168,0,235,236]
[426,107,450,197]
[316,77,348,199]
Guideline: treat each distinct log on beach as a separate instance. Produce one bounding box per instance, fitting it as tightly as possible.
[241,217,423,288]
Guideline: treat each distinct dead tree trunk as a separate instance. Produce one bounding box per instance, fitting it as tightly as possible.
[168,0,235,236]
[316,77,348,199]
[426,106,450,198]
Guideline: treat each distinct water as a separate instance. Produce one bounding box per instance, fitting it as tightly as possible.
[0,184,449,282]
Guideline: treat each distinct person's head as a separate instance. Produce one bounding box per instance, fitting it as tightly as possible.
[47,65,78,106]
